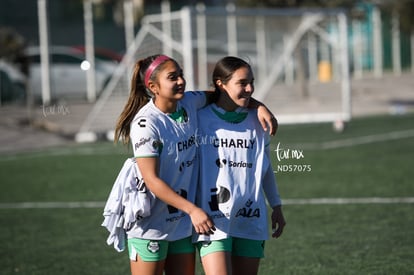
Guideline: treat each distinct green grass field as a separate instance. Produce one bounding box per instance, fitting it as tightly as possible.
[1,113,413,274]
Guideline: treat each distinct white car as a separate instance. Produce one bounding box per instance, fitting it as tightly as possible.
[26,46,117,101]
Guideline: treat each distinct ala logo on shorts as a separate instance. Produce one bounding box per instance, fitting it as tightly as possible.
[147,241,160,253]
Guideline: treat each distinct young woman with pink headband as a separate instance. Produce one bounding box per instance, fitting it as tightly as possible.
[112,54,277,275]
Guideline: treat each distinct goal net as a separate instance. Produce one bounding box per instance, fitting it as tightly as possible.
[76,6,351,142]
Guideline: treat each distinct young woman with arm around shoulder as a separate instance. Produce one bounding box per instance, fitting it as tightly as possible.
[112,54,276,275]
[114,55,214,275]
[194,56,286,275]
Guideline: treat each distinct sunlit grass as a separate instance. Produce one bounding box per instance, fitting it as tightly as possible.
[1,113,413,274]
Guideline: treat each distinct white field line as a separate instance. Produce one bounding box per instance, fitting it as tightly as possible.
[295,129,414,150]
[2,129,414,161]
[1,197,414,209]
[0,201,105,209]
[282,197,414,205]
[0,146,129,161]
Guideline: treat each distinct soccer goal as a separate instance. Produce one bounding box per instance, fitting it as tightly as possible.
[76,5,351,142]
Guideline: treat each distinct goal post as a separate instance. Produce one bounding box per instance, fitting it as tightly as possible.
[193,6,351,125]
[76,6,352,142]
[76,7,194,142]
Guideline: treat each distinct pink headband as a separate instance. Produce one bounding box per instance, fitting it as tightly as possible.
[144,55,171,87]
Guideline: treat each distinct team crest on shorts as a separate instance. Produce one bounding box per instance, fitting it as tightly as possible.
[147,241,160,253]
[201,241,212,247]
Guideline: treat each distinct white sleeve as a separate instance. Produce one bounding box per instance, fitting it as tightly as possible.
[130,116,161,158]
[263,142,282,208]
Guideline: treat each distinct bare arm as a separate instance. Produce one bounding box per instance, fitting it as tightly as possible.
[263,167,286,238]
[263,145,285,238]
[249,97,278,136]
[136,157,215,234]
[270,205,286,238]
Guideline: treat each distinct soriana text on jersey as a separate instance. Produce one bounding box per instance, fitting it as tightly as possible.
[215,158,253,168]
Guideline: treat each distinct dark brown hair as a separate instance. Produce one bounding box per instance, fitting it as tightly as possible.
[212,56,251,88]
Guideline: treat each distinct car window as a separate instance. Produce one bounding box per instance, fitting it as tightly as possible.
[28,53,84,65]
[29,54,41,64]
[0,70,12,84]
[52,54,83,64]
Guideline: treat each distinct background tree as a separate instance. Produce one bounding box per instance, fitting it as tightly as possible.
[235,0,414,31]
[376,0,414,32]
[236,0,356,9]
[0,26,28,76]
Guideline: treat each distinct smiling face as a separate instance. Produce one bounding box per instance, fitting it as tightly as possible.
[147,60,186,112]
[216,66,254,111]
